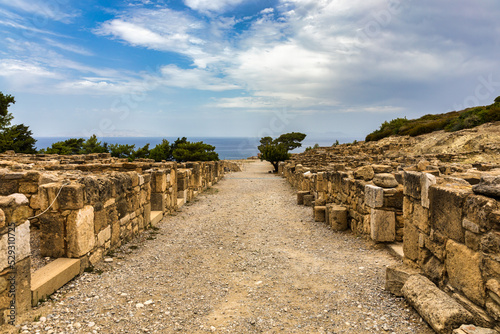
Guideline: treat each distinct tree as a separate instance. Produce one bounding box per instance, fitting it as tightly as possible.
[0,92,37,154]
[40,138,85,155]
[258,132,306,171]
[132,143,150,160]
[0,92,15,130]
[172,140,219,162]
[108,143,136,160]
[0,124,37,153]
[149,139,173,162]
[81,135,108,154]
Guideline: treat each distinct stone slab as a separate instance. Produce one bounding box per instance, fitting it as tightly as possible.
[150,211,163,227]
[385,264,421,296]
[31,258,80,306]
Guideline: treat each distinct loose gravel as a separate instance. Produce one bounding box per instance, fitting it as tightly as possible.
[15,161,433,333]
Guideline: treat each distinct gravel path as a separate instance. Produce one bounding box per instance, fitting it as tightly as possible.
[17,161,433,334]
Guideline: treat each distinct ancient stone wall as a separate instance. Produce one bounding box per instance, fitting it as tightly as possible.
[280,138,500,331]
[0,152,240,324]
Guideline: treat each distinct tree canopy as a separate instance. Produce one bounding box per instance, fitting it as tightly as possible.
[0,92,37,154]
[258,132,306,171]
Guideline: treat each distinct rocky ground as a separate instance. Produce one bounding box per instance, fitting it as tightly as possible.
[13,161,433,333]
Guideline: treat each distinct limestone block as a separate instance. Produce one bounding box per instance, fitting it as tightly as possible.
[93,208,106,234]
[429,185,469,243]
[403,222,420,261]
[67,206,95,258]
[0,209,4,229]
[403,171,422,199]
[481,232,500,254]
[421,172,437,208]
[453,325,497,334]
[39,213,66,258]
[412,203,430,234]
[464,195,499,232]
[97,226,111,247]
[372,164,392,173]
[446,240,485,306]
[8,193,28,205]
[353,165,374,181]
[314,206,326,222]
[303,194,314,207]
[365,185,384,208]
[0,221,30,271]
[385,264,421,296]
[383,187,404,209]
[453,293,495,328]
[0,179,18,195]
[373,173,399,188]
[370,209,395,242]
[58,183,84,210]
[0,257,31,321]
[297,191,310,205]
[472,176,500,198]
[402,275,474,334]
[326,204,348,231]
[422,255,445,284]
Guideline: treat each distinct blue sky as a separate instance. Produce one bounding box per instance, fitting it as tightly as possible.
[1,0,500,140]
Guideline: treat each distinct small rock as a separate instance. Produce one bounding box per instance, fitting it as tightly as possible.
[104,258,114,263]
[373,173,399,188]
[144,300,153,305]
[136,303,144,308]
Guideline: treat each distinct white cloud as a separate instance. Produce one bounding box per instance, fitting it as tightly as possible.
[0,0,79,23]
[183,0,245,13]
[159,65,240,91]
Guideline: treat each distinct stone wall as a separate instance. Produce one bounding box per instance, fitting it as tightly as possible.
[0,152,240,324]
[279,141,500,331]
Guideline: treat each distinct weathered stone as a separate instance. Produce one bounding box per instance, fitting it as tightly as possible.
[404,171,422,199]
[314,206,326,222]
[0,221,30,271]
[453,324,497,334]
[353,165,374,181]
[403,222,420,261]
[0,209,4,229]
[97,226,111,247]
[481,232,500,254]
[373,173,399,188]
[385,264,421,296]
[402,274,474,334]
[473,176,500,198]
[67,206,95,258]
[429,185,469,243]
[372,164,392,173]
[325,204,348,231]
[417,159,430,171]
[370,209,395,242]
[303,194,314,207]
[8,193,28,205]
[422,255,445,284]
[421,172,437,208]
[365,185,384,208]
[453,293,495,328]
[383,187,404,209]
[446,240,485,306]
[39,213,66,258]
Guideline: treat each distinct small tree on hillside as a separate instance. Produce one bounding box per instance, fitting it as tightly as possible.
[258,132,306,172]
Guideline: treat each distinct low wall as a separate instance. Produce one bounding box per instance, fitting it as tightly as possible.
[280,150,500,330]
[0,153,240,325]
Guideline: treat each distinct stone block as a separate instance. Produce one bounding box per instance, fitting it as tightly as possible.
[325,204,348,231]
[297,191,309,205]
[372,164,392,173]
[0,221,30,272]
[97,226,111,247]
[383,187,404,209]
[31,258,80,307]
[429,185,469,243]
[66,206,95,258]
[403,171,422,199]
[385,264,421,296]
[353,165,374,181]
[453,325,497,334]
[303,194,314,207]
[412,203,430,234]
[481,232,500,254]
[314,206,326,222]
[365,185,384,208]
[373,173,398,188]
[472,176,500,198]
[150,193,164,212]
[446,240,485,306]
[58,183,84,210]
[0,179,18,196]
[39,213,66,258]
[402,274,474,334]
[422,255,445,284]
[370,209,395,242]
[0,257,31,323]
[464,195,499,232]
[421,172,437,208]
[403,222,419,261]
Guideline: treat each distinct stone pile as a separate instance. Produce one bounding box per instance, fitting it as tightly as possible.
[0,152,240,325]
[279,127,500,333]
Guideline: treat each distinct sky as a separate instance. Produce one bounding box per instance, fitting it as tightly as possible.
[1,0,500,141]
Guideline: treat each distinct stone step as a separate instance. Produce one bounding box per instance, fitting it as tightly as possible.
[150,211,163,227]
[177,198,185,208]
[31,258,80,306]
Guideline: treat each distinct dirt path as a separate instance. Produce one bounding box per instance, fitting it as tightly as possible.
[17,161,433,333]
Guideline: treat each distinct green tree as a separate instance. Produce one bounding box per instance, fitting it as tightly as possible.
[172,140,219,162]
[40,138,85,155]
[81,135,108,154]
[258,132,306,171]
[0,92,15,130]
[149,139,173,162]
[0,124,37,154]
[108,143,136,160]
[132,143,150,160]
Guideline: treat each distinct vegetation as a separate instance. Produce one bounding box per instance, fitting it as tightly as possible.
[39,135,219,162]
[365,96,500,142]
[258,132,306,171]
[0,92,37,154]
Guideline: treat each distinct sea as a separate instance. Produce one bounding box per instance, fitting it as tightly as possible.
[34,137,353,160]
